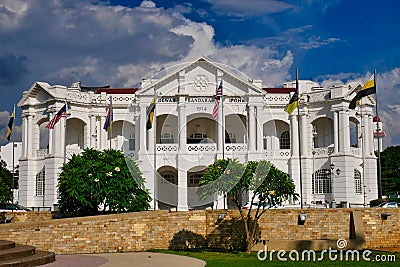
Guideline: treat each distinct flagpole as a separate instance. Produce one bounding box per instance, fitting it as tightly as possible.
[153,89,158,210]
[359,99,367,206]
[222,80,225,160]
[11,104,15,210]
[374,70,383,200]
[296,68,304,209]
[109,96,113,149]
[63,101,68,164]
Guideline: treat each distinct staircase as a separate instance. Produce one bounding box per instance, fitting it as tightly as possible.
[0,240,55,267]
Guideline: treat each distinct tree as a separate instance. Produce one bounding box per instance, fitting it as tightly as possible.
[58,148,151,215]
[0,160,13,205]
[198,159,297,253]
[380,145,400,197]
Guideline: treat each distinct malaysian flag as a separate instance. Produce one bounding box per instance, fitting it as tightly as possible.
[46,104,67,129]
[103,97,113,131]
[212,81,223,120]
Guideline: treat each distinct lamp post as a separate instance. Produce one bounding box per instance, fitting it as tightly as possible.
[330,162,335,208]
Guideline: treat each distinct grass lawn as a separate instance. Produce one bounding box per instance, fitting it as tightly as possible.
[152,249,399,267]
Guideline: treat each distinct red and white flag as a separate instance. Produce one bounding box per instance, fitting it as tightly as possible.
[46,104,67,129]
[212,81,223,120]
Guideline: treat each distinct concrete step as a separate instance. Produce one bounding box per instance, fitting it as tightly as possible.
[0,250,55,267]
[0,242,15,251]
[0,245,35,262]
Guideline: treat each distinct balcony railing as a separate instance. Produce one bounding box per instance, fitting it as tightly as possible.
[225,144,247,152]
[33,149,48,159]
[264,149,290,159]
[156,144,179,152]
[187,143,217,153]
[313,147,334,157]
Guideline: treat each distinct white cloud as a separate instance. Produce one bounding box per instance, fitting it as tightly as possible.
[205,0,294,17]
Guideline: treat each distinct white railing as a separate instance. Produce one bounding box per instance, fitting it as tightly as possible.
[225,144,247,152]
[350,147,361,156]
[187,143,217,152]
[125,151,136,159]
[156,144,179,152]
[33,149,48,159]
[264,149,291,159]
[312,147,334,157]
[308,91,331,103]
[263,95,290,105]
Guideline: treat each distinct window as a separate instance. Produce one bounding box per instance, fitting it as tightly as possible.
[36,167,45,196]
[354,169,362,194]
[188,173,203,187]
[188,133,208,144]
[312,169,332,194]
[129,133,135,150]
[161,133,174,144]
[279,131,290,149]
[189,133,207,139]
[160,173,176,184]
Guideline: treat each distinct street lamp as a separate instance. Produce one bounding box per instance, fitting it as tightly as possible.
[330,162,335,208]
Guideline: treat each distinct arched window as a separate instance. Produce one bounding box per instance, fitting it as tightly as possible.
[354,169,362,194]
[36,167,45,196]
[312,169,332,194]
[161,133,174,144]
[160,173,177,184]
[279,131,290,149]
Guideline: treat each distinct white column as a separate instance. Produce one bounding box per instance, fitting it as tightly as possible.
[134,116,140,156]
[138,103,147,154]
[178,99,187,151]
[300,114,307,157]
[100,116,106,150]
[255,105,263,152]
[333,111,339,153]
[177,168,188,211]
[22,116,27,157]
[48,112,53,154]
[290,114,299,156]
[27,115,33,157]
[90,115,96,148]
[60,115,66,158]
[217,100,224,154]
[339,110,350,153]
[248,105,256,152]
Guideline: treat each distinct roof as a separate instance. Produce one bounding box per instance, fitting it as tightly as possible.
[96,88,139,94]
[263,88,296,94]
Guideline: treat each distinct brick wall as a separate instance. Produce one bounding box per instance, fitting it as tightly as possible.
[0,209,398,254]
[0,212,52,223]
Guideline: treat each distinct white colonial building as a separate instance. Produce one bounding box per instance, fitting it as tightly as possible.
[17,57,379,210]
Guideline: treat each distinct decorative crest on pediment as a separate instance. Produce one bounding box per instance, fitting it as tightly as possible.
[192,74,209,93]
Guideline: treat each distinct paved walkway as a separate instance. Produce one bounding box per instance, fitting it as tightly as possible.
[41,252,205,267]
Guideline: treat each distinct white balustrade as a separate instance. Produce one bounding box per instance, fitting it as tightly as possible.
[187,143,217,152]
[156,144,179,152]
[33,149,48,159]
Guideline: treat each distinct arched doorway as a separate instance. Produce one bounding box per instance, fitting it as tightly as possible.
[157,166,178,210]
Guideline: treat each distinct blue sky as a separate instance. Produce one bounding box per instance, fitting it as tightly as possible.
[0,0,399,147]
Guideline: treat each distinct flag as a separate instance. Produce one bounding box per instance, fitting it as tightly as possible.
[46,104,67,129]
[212,81,223,120]
[349,73,376,109]
[285,69,299,115]
[146,98,155,130]
[6,110,14,141]
[103,97,113,131]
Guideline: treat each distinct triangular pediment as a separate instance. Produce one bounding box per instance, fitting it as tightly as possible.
[18,82,56,107]
[136,57,265,98]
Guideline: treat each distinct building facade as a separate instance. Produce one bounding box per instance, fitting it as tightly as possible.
[17,57,378,210]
